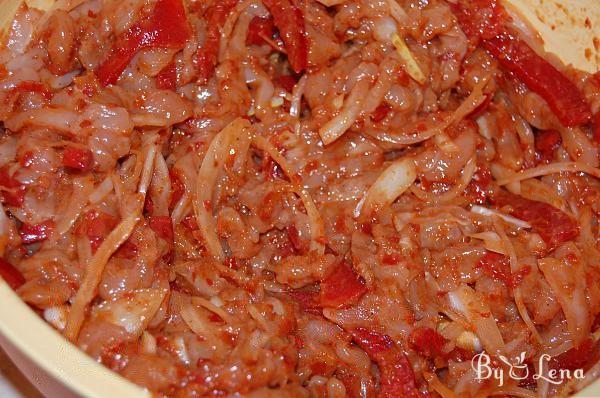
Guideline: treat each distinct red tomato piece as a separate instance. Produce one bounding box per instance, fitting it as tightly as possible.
[96,0,191,86]
[77,210,119,252]
[156,61,177,90]
[409,327,446,358]
[464,168,492,205]
[246,16,275,46]
[371,104,392,123]
[9,81,53,100]
[149,216,174,241]
[63,147,94,171]
[476,251,530,288]
[494,191,579,251]
[277,75,297,92]
[535,130,562,163]
[288,290,322,313]
[114,240,139,259]
[319,262,367,308]
[351,328,420,398]
[262,0,308,73]
[0,258,25,290]
[169,170,185,211]
[19,220,54,244]
[195,0,239,83]
[0,166,26,207]
[450,0,591,127]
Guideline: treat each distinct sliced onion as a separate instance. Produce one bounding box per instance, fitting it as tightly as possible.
[318,79,369,145]
[470,205,531,229]
[468,231,506,255]
[496,162,600,186]
[356,157,416,218]
[446,284,506,355]
[391,33,426,85]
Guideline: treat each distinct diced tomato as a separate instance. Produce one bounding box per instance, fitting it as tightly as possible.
[409,327,446,358]
[278,75,297,92]
[319,262,367,308]
[62,147,94,171]
[476,251,530,288]
[195,0,239,82]
[114,240,139,259]
[149,216,174,241]
[19,220,54,244]
[450,0,591,127]
[371,104,392,123]
[0,258,25,290]
[494,191,579,251]
[95,0,191,86]
[181,214,198,231]
[551,338,598,371]
[464,167,492,205]
[262,0,308,74]
[224,257,239,270]
[156,61,177,90]
[286,224,305,253]
[0,166,26,207]
[9,81,53,101]
[535,130,562,163]
[381,252,402,265]
[288,290,322,313]
[350,328,420,398]
[77,210,119,252]
[246,16,275,46]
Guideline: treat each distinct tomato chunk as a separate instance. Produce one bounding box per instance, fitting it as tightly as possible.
[593,112,600,144]
[262,0,308,73]
[63,147,94,171]
[476,251,530,288]
[409,327,446,358]
[450,0,591,127]
[19,220,54,244]
[77,210,119,252]
[195,0,239,83]
[371,104,392,123]
[494,191,579,251]
[156,61,177,90]
[0,166,26,207]
[351,328,420,398]
[0,258,25,290]
[535,130,562,163]
[149,216,174,241]
[320,262,367,308]
[246,16,275,46]
[96,0,191,86]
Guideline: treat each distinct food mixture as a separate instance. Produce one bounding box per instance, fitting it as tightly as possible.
[0,0,598,396]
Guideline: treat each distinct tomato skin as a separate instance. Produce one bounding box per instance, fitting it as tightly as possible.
[262,0,308,73]
[149,216,174,241]
[319,262,367,308]
[96,0,191,86]
[450,0,591,127]
[476,251,531,288]
[63,147,94,171]
[494,191,579,251]
[156,61,177,90]
[371,104,392,123]
[0,166,26,207]
[19,220,54,244]
[350,328,420,398]
[194,0,239,83]
[535,130,562,163]
[0,258,25,290]
[277,75,297,92]
[77,211,119,252]
[246,16,275,46]
[409,327,446,358]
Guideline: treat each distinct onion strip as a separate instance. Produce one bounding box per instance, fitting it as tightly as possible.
[410,157,476,205]
[496,162,600,186]
[64,140,158,341]
[194,118,251,262]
